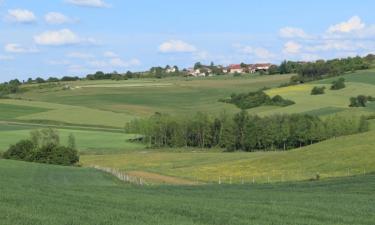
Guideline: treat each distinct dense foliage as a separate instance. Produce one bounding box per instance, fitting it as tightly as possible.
[126,111,369,152]
[311,86,326,95]
[349,95,375,107]
[0,79,21,97]
[331,78,346,90]
[219,90,295,109]
[2,129,79,166]
[284,56,372,83]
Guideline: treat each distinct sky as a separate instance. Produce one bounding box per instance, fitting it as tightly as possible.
[1,0,375,81]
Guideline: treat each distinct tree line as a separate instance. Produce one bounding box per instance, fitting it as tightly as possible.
[126,111,369,152]
[2,129,79,166]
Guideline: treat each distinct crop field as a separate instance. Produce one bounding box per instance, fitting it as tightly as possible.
[10,75,291,123]
[0,123,143,155]
[81,129,375,184]
[2,71,375,185]
[1,159,374,225]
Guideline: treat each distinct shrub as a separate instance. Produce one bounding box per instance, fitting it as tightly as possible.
[3,140,35,161]
[311,86,326,95]
[331,78,346,90]
[3,129,79,166]
[221,90,295,109]
[349,95,375,107]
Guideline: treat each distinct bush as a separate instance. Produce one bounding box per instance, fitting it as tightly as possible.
[221,90,295,109]
[3,140,35,161]
[2,129,79,166]
[311,86,326,95]
[331,78,346,90]
[349,95,375,107]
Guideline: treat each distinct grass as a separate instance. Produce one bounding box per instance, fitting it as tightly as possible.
[0,159,374,225]
[0,124,144,154]
[81,130,375,184]
[0,103,48,120]
[12,75,291,122]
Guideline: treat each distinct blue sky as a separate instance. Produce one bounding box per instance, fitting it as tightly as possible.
[1,0,375,81]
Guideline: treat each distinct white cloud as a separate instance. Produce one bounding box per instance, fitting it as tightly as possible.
[5,43,38,53]
[159,40,197,53]
[280,27,310,39]
[103,51,118,58]
[328,16,365,33]
[66,0,111,8]
[283,41,302,54]
[306,40,361,52]
[6,9,36,23]
[109,58,141,67]
[67,52,94,59]
[34,29,95,46]
[239,46,275,59]
[45,12,73,25]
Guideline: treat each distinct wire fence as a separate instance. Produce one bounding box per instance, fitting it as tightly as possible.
[92,166,369,186]
[92,166,148,186]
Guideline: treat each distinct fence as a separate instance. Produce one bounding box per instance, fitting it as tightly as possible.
[202,167,369,185]
[91,166,148,186]
[92,166,369,186]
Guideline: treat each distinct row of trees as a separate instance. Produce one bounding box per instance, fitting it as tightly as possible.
[126,111,369,152]
[219,90,295,109]
[2,129,79,166]
[290,56,371,83]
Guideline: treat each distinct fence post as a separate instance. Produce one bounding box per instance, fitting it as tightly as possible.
[219,176,221,185]
[252,176,255,184]
[230,176,232,185]
[241,176,244,185]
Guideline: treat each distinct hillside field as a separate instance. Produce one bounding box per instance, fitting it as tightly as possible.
[1,71,375,184]
[1,159,374,225]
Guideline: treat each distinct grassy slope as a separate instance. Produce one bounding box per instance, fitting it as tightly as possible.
[0,159,374,225]
[262,70,375,116]
[0,124,144,154]
[11,75,291,123]
[81,129,375,184]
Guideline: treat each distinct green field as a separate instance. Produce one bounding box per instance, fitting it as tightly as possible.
[0,123,143,155]
[1,159,374,225]
[81,129,375,184]
[1,71,375,184]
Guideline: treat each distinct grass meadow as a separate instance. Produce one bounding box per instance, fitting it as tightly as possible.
[1,159,374,225]
[0,123,143,155]
[81,129,375,184]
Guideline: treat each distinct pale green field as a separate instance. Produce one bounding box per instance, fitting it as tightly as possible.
[81,129,375,184]
[2,71,375,185]
[9,75,291,126]
[0,124,143,155]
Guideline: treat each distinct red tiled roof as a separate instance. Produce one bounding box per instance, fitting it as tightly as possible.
[229,64,242,69]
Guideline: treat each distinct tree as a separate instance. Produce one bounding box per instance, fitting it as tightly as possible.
[331,78,346,90]
[3,140,35,161]
[68,133,77,150]
[311,86,326,95]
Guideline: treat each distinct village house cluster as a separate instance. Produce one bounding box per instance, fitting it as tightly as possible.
[184,63,273,77]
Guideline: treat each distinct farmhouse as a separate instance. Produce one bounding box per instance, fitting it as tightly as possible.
[228,64,245,74]
[254,63,272,71]
[187,67,212,77]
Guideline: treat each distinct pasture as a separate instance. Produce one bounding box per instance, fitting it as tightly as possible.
[81,129,375,184]
[0,123,143,155]
[0,159,374,225]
